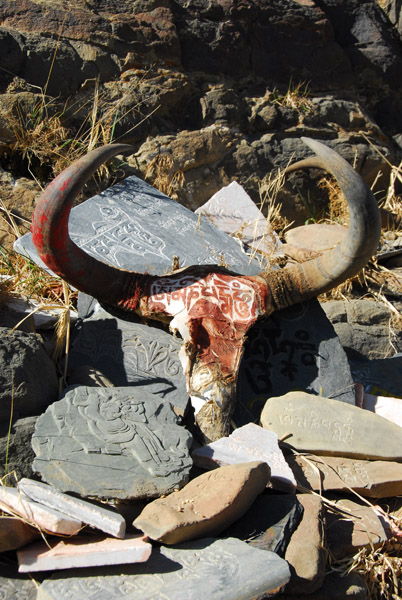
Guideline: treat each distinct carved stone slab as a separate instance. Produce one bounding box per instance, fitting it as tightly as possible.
[234,299,355,427]
[14,175,261,277]
[287,454,402,498]
[195,181,282,256]
[37,537,291,600]
[192,423,296,491]
[0,568,37,600]
[133,461,271,544]
[32,386,193,500]
[68,312,189,416]
[261,391,402,461]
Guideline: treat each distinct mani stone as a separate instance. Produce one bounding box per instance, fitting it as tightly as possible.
[14,175,261,277]
[37,537,291,600]
[0,487,82,535]
[284,495,326,595]
[192,423,296,491]
[0,516,40,552]
[0,567,38,600]
[260,391,402,461]
[32,386,193,500]
[223,492,303,556]
[133,461,270,544]
[68,312,189,416]
[19,478,126,538]
[326,498,390,560]
[287,454,402,498]
[235,299,355,427]
[17,534,152,572]
[350,355,402,399]
[195,181,282,256]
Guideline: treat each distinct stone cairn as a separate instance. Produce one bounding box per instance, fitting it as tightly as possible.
[1,178,402,600]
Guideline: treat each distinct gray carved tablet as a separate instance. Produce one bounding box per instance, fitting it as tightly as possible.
[32,387,193,500]
[14,175,261,277]
[37,537,290,600]
[68,311,189,416]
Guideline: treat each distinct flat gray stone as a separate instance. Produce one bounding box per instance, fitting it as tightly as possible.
[192,423,296,491]
[288,454,402,498]
[68,312,189,416]
[261,391,402,461]
[19,478,126,538]
[32,386,193,500]
[14,175,261,277]
[223,492,303,556]
[37,537,291,600]
[0,568,37,599]
[235,299,355,427]
[350,355,402,398]
[0,416,37,481]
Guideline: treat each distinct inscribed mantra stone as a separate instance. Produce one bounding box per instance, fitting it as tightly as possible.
[234,299,355,426]
[32,387,193,500]
[37,537,290,600]
[261,391,402,461]
[14,175,261,277]
[68,311,189,415]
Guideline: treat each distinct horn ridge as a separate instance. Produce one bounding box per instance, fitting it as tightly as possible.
[262,137,381,310]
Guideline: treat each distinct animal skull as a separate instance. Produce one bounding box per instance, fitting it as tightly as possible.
[31,138,380,441]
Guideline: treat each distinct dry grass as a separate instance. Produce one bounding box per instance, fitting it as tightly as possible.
[271,80,313,117]
[145,153,185,201]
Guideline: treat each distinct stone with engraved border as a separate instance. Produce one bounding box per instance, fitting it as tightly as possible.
[14,175,262,277]
[0,567,37,600]
[32,386,193,500]
[287,454,402,498]
[68,308,189,417]
[37,537,290,600]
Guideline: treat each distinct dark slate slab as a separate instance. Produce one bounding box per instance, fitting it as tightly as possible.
[37,537,291,600]
[222,492,304,557]
[68,309,189,416]
[14,175,261,277]
[32,386,193,500]
[234,299,355,427]
[350,354,402,398]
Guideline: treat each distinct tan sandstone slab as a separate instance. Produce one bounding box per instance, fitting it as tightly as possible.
[326,498,390,560]
[284,495,326,595]
[288,454,402,498]
[0,517,40,552]
[0,487,82,536]
[17,533,151,572]
[261,391,402,460]
[133,461,271,544]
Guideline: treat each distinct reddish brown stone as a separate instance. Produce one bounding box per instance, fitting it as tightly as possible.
[0,517,40,552]
[133,461,270,544]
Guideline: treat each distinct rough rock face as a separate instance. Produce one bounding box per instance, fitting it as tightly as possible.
[0,0,401,226]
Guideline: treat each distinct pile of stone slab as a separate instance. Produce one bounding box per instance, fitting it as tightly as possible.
[2,385,402,599]
[6,176,402,599]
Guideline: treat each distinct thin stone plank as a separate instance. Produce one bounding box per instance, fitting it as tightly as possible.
[17,534,151,572]
[14,175,261,277]
[0,487,82,535]
[261,391,402,461]
[0,516,40,552]
[32,387,193,500]
[19,478,126,538]
[192,423,296,491]
[133,462,271,544]
[37,537,290,600]
[287,454,402,498]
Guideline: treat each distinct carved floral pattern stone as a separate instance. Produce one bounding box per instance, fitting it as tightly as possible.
[32,387,193,500]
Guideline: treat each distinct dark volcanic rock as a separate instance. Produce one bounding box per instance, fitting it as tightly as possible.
[0,327,58,422]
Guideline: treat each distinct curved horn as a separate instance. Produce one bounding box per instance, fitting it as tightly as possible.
[31,144,147,310]
[261,137,381,310]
